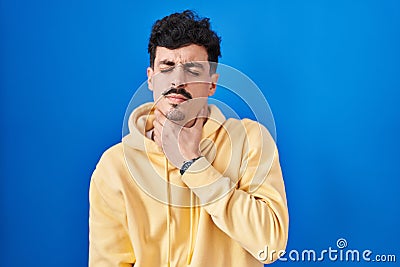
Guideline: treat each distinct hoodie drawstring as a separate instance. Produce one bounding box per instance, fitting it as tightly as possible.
[165,157,171,267]
[165,157,198,266]
[187,190,197,265]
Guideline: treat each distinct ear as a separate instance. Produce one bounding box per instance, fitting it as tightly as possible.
[147,67,154,91]
[208,73,219,96]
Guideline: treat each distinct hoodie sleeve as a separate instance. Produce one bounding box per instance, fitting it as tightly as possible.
[181,120,289,264]
[89,162,136,266]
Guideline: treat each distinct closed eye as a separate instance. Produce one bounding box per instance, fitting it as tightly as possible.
[160,66,174,73]
[184,62,204,76]
[186,69,200,76]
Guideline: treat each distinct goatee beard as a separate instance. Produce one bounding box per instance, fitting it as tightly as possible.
[166,107,185,121]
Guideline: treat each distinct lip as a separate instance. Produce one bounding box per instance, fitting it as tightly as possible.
[165,94,188,104]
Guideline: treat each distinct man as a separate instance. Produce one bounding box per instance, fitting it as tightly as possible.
[89,10,288,267]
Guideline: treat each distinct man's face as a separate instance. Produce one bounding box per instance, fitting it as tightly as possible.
[147,44,218,122]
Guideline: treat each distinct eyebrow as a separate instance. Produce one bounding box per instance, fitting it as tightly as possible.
[158,60,205,69]
[184,62,205,69]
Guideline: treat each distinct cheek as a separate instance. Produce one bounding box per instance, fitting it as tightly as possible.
[153,86,168,102]
[151,72,172,98]
[153,89,168,112]
[187,83,211,98]
[153,89,162,100]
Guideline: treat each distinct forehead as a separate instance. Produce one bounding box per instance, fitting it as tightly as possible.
[154,44,208,65]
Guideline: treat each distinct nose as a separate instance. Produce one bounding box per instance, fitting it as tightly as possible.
[171,65,186,88]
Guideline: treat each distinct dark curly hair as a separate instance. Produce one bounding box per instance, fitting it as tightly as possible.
[148,10,221,73]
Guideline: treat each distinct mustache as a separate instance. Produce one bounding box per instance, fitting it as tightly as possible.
[162,88,193,100]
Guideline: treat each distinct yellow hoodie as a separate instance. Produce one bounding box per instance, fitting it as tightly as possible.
[89,103,289,267]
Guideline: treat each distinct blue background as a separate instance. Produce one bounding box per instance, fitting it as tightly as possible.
[1,0,399,266]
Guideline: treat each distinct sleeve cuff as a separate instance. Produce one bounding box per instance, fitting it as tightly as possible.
[181,157,235,211]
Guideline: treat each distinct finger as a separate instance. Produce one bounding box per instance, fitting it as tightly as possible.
[154,108,161,117]
[153,118,162,129]
[154,108,167,125]
[153,121,163,140]
[193,117,205,129]
[193,106,208,128]
[153,133,161,147]
[198,105,208,118]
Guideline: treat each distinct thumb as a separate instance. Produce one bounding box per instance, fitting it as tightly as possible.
[198,105,208,118]
[194,106,208,128]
